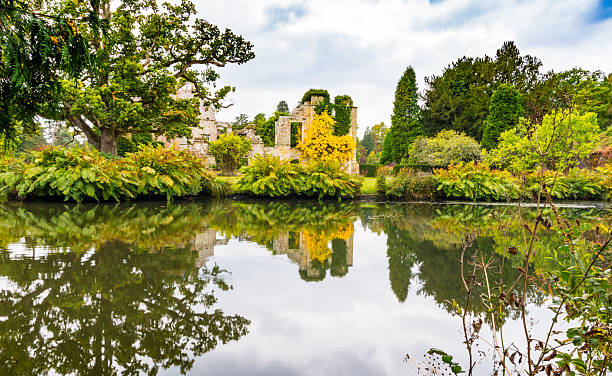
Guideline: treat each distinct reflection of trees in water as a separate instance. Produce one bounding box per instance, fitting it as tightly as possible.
[373,204,608,321]
[0,239,249,376]
[0,202,218,252]
[0,198,607,371]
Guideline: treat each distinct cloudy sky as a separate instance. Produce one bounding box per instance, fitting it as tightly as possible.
[195,0,612,136]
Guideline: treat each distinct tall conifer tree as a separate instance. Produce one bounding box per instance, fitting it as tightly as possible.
[380,66,423,163]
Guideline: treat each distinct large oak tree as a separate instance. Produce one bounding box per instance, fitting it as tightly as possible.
[50,0,254,154]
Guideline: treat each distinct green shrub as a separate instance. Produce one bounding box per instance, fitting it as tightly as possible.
[301,89,330,104]
[385,169,437,200]
[128,145,228,200]
[208,133,251,175]
[117,132,158,157]
[0,145,227,202]
[596,163,612,201]
[433,162,521,201]
[524,169,603,200]
[486,110,600,173]
[303,161,362,199]
[376,174,387,196]
[237,155,361,199]
[408,130,482,167]
[0,146,138,202]
[359,163,379,177]
[236,155,305,197]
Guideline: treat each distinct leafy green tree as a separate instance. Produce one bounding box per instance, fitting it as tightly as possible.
[232,113,250,130]
[379,131,394,164]
[487,110,601,172]
[208,133,251,174]
[423,41,541,141]
[549,69,612,130]
[0,0,92,149]
[481,84,524,149]
[366,151,379,164]
[41,0,254,155]
[254,113,266,124]
[370,122,389,154]
[256,112,283,147]
[276,100,289,114]
[381,66,423,163]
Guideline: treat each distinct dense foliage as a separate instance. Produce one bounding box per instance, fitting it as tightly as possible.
[433,162,522,201]
[359,163,379,177]
[0,146,227,202]
[408,130,482,167]
[276,100,289,114]
[301,89,330,104]
[487,110,600,172]
[208,133,251,174]
[237,155,361,199]
[384,169,437,200]
[0,0,92,149]
[422,42,541,141]
[299,112,355,164]
[22,0,254,155]
[332,95,353,136]
[359,122,388,163]
[255,111,284,147]
[381,66,423,163]
[481,84,524,149]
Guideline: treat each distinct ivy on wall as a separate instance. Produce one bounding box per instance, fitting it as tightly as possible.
[290,122,302,147]
[333,95,353,136]
[301,89,330,104]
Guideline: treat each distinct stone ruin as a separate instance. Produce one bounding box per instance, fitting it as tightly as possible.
[160,86,359,174]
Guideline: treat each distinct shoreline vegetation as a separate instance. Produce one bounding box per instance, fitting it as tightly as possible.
[2,147,610,204]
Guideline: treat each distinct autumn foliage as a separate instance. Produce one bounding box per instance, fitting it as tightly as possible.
[299,112,355,165]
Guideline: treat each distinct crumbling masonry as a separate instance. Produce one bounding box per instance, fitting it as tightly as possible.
[160,88,359,174]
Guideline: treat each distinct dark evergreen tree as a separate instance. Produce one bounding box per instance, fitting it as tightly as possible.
[481,84,524,149]
[422,41,541,141]
[276,100,289,114]
[232,113,250,130]
[379,132,394,164]
[381,66,423,163]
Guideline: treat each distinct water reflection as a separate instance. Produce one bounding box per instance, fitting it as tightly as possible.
[0,200,608,375]
[0,203,250,376]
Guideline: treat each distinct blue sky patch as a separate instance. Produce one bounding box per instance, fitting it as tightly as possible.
[591,0,612,22]
[265,5,307,29]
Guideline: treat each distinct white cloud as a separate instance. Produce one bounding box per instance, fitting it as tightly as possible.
[194,0,612,136]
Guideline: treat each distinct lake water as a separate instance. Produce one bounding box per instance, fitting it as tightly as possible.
[0,200,609,375]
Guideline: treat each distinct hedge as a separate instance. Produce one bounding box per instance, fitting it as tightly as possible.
[359,163,379,177]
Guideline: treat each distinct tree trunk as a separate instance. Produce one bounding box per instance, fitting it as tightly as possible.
[100,128,117,155]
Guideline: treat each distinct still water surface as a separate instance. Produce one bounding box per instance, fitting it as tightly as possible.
[0,200,609,375]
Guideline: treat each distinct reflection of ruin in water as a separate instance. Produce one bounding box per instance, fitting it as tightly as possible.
[191,228,354,279]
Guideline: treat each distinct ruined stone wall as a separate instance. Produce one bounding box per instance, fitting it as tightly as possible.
[165,89,359,173]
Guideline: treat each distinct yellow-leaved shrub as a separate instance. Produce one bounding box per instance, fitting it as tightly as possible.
[299,112,355,164]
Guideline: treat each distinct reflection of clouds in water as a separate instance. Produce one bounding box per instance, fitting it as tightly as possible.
[193,223,563,376]
[195,229,464,375]
[0,201,604,376]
